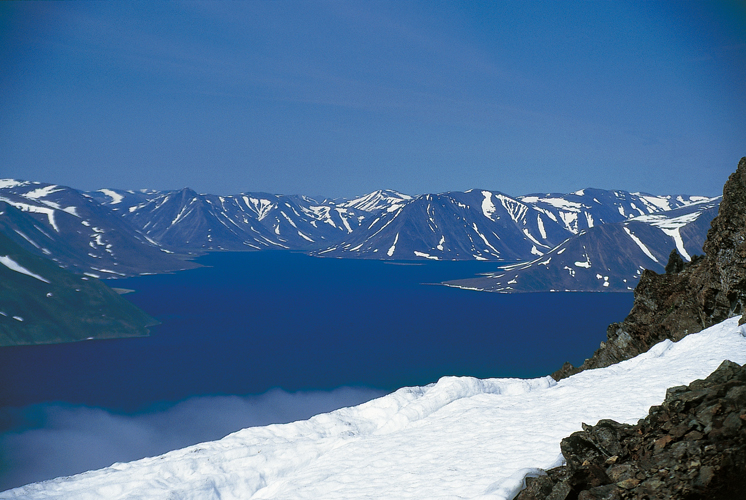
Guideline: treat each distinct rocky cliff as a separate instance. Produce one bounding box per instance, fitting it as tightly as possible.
[553,157,746,380]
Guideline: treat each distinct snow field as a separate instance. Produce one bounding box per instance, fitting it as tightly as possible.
[4,317,746,500]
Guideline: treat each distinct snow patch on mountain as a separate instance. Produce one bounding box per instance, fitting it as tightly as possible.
[631,211,706,262]
[413,251,438,260]
[574,248,592,268]
[0,180,29,190]
[481,191,496,219]
[0,197,59,232]
[0,255,50,283]
[98,189,124,205]
[623,226,659,263]
[497,194,527,224]
[387,233,399,257]
[338,190,412,213]
[22,185,63,200]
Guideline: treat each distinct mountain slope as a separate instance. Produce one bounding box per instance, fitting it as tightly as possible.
[518,188,713,235]
[0,180,197,277]
[316,189,718,263]
[114,188,370,251]
[336,189,412,212]
[315,190,560,261]
[552,156,746,379]
[0,229,156,346]
[445,202,719,292]
[85,188,161,212]
[115,188,280,251]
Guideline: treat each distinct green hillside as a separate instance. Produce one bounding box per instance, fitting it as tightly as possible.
[0,230,157,346]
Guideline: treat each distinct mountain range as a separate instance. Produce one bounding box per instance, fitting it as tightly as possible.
[445,201,720,292]
[0,179,719,281]
[0,177,721,345]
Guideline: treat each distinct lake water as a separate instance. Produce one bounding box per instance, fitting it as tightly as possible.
[0,251,634,413]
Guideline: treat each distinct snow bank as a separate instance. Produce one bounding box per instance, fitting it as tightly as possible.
[4,318,746,500]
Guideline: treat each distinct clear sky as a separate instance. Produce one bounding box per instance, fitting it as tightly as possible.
[1,1,744,198]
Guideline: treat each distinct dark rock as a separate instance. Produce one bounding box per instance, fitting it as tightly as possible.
[546,481,572,500]
[653,434,673,453]
[665,249,685,274]
[578,484,621,500]
[568,463,611,490]
[721,411,742,436]
[518,468,571,500]
[726,385,746,406]
[606,464,633,482]
[615,477,639,489]
[521,158,746,499]
[694,465,715,488]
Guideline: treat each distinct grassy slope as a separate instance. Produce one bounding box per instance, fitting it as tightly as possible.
[0,230,157,346]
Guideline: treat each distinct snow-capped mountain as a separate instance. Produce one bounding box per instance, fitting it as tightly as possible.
[336,189,412,213]
[316,190,556,261]
[100,188,371,251]
[0,180,197,278]
[518,188,714,235]
[445,201,720,292]
[315,188,718,262]
[0,178,720,291]
[113,188,281,251]
[86,182,717,264]
[3,317,744,499]
[85,187,161,212]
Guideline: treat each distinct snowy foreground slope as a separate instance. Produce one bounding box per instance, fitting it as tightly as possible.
[4,318,746,500]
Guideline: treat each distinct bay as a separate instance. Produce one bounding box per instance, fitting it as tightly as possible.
[0,251,633,413]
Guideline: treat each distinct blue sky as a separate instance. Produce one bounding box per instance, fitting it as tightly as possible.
[1,1,744,198]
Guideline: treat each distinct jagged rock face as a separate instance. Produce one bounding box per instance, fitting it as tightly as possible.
[554,158,746,380]
[517,360,746,500]
[699,161,746,321]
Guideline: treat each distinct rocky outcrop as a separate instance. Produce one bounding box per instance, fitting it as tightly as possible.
[516,360,746,500]
[553,157,746,380]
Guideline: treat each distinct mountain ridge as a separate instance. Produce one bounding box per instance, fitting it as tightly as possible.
[0,179,720,294]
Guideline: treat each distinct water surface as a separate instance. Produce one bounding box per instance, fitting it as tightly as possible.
[0,251,633,413]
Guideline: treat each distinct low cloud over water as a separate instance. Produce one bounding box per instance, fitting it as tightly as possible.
[0,387,384,491]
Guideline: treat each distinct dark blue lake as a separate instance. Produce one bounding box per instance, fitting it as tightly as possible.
[0,251,633,413]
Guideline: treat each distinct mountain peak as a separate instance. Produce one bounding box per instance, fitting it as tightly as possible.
[337,189,412,213]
